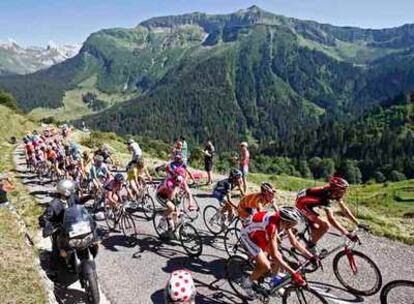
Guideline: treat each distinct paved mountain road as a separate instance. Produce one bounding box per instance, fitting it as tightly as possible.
[13,147,414,304]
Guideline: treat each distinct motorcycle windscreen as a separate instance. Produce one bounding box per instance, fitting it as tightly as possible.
[63,205,93,238]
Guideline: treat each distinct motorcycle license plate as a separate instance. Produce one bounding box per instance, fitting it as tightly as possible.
[69,222,91,237]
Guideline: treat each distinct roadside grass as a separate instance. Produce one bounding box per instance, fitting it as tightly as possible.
[0,105,49,304]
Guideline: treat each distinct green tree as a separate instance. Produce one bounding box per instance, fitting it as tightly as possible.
[389,170,406,182]
[0,90,20,112]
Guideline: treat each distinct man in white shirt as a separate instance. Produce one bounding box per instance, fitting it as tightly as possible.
[126,138,142,170]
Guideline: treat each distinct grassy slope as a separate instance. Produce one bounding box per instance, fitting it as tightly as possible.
[28,74,138,122]
[76,129,414,244]
[0,105,48,303]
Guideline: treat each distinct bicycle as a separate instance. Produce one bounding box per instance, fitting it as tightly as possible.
[380,280,414,304]
[104,198,138,241]
[203,202,241,235]
[125,179,157,220]
[226,254,328,303]
[295,225,383,296]
[152,197,203,257]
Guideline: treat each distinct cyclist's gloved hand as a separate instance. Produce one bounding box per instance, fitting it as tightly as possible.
[346,233,360,243]
[292,272,306,286]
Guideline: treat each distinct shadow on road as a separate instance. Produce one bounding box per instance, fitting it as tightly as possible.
[309,281,365,303]
[39,250,89,304]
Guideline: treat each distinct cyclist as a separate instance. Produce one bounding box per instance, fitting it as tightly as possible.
[80,151,93,178]
[156,174,184,236]
[166,153,197,210]
[89,155,111,189]
[237,182,277,224]
[127,158,152,196]
[69,142,81,161]
[24,138,34,166]
[104,173,125,208]
[46,146,62,176]
[34,146,46,165]
[94,144,114,165]
[164,269,196,304]
[295,176,360,253]
[212,169,244,226]
[240,207,314,298]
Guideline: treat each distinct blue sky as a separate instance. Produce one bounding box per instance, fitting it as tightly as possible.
[1,0,413,46]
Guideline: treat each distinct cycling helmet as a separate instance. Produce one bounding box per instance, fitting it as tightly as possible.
[240,141,248,147]
[229,169,242,180]
[127,138,135,145]
[114,173,125,183]
[261,182,275,194]
[164,269,196,303]
[279,207,303,223]
[95,155,104,162]
[56,179,76,197]
[329,176,349,189]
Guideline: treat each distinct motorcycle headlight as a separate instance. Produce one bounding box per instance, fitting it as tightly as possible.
[69,234,94,249]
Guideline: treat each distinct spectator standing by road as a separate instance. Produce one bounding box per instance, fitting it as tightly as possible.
[180,135,188,165]
[0,173,16,212]
[238,142,250,193]
[203,139,215,185]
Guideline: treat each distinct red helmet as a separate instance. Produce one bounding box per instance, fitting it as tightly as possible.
[329,176,349,189]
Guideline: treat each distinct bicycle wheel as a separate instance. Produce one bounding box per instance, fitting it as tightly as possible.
[179,223,203,257]
[142,194,156,220]
[104,204,118,231]
[333,249,382,296]
[380,280,414,304]
[224,227,247,257]
[181,195,200,221]
[226,255,255,300]
[152,211,169,237]
[203,205,224,235]
[121,214,138,239]
[282,285,328,304]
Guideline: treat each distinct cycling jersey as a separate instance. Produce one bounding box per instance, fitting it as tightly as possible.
[25,144,34,155]
[212,178,233,203]
[46,150,57,160]
[34,151,45,162]
[295,186,334,222]
[104,180,122,192]
[166,161,187,176]
[241,211,280,256]
[89,164,110,180]
[237,193,267,219]
[157,178,176,200]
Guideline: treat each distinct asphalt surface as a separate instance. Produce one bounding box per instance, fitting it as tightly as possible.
[13,147,414,304]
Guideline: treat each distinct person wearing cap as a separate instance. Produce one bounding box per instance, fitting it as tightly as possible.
[0,173,16,211]
[164,269,196,303]
[126,138,142,171]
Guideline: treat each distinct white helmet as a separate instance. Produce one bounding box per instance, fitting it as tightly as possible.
[240,141,248,147]
[56,179,76,197]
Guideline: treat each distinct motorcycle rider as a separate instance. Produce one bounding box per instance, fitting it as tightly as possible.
[41,179,93,274]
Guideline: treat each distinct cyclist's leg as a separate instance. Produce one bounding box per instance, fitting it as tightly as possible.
[302,208,330,245]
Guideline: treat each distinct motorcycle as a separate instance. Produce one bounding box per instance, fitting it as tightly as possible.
[60,204,100,304]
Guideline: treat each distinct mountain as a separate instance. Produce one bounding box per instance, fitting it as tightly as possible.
[1,6,414,150]
[0,40,81,75]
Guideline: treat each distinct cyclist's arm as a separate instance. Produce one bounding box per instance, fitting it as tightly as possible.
[225,192,238,209]
[185,168,195,181]
[338,199,359,226]
[106,191,118,205]
[325,207,349,235]
[286,229,313,259]
[269,234,296,274]
[144,168,152,181]
[236,184,244,196]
